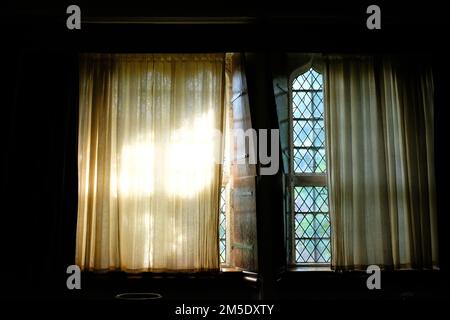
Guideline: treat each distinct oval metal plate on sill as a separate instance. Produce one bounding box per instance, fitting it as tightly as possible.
[115,292,163,300]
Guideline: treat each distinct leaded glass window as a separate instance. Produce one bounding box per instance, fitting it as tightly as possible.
[219,186,227,264]
[290,68,331,265]
[292,69,325,173]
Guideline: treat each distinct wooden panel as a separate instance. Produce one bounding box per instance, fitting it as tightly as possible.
[231,176,257,271]
[229,53,258,272]
[231,54,256,179]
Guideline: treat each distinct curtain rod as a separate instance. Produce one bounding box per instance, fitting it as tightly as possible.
[82,16,257,25]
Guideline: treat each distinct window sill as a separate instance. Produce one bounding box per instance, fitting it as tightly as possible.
[286,263,334,272]
[220,265,243,272]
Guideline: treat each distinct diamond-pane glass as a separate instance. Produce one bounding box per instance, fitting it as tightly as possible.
[219,187,226,264]
[295,239,331,263]
[292,68,326,173]
[294,187,331,263]
[292,69,323,91]
[294,186,328,213]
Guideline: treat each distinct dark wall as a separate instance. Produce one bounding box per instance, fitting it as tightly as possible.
[2,1,449,301]
[3,50,79,297]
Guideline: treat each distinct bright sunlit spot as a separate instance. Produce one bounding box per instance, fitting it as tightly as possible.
[166,110,217,198]
[119,142,155,196]
[116,111,218,199]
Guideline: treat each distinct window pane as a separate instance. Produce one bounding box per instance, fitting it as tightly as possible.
[313,120,325,147]
[295,237,331,264]
[219,187,226,263]
[291,68,330,265]
[315,213,331,237]
[315,148,326,173]
[294,187,330,263]
[296,213,315,238]
[292,68,326,174]
[292,120,303,147]
[310,71,323,90]
[219,240,226,262]
[295,187,328,213]
[316,239,331,263]
[312,91,324,118]
[293,92,312,118]
[296,239,316,263]
[294,148,314,173]
[292,78,302,90]
[294,120,316,148]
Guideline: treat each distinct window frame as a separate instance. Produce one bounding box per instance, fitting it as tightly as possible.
[288,64,330,268]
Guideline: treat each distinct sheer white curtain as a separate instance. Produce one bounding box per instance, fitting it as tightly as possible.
[76,54,225,272]
[325,56,438,270]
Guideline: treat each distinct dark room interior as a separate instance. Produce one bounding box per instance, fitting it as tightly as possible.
[2,0,449,316]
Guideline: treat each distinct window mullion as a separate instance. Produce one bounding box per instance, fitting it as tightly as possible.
[293,174,326,187]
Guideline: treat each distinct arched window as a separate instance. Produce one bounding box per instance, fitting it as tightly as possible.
[290,68,331,265]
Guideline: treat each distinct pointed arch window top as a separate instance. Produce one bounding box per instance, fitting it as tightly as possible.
[292,68,323,91]
[291,67,325,173]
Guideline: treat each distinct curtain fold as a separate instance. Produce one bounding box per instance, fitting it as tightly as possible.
[76,54,225,272]
[325,56,438,270]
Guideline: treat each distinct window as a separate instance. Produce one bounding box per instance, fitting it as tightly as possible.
[219,186,227,263]
[289,68,331,265]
